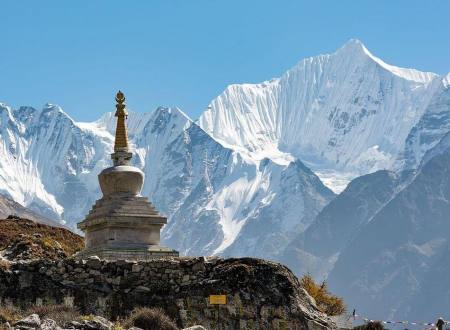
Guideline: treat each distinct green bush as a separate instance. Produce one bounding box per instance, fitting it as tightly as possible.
[123,307,179,330]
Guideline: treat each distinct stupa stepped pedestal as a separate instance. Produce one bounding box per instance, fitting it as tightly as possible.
[76,91,178,261]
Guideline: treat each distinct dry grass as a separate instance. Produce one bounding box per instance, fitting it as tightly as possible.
[0,305,23,324]
[0,217,83,261]
[300,273,346,316]
[122,307,179,330]
[0,260,10,271]
[29,304,81,326]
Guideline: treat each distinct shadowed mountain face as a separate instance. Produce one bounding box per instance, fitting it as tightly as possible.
[279,170,412,280]
[0,193,59,227]
[327,149,450,320]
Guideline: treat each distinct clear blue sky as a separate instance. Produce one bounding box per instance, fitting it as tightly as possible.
[1,1,449,121]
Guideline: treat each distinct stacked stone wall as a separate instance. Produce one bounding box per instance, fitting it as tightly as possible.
[0,257,333,330]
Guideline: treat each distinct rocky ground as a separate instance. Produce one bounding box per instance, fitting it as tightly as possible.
[0,256,334,329]
[1,312,208,330]
[0,218,334,329]
[0,217,83,263]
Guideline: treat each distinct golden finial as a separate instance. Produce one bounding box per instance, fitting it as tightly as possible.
[114,90,129,153]
[115,90,127,117]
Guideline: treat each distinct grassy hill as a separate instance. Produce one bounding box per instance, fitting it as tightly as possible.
[0,216,83,263]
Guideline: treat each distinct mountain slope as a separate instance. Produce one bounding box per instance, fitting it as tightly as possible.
[328,149,450,320]
[199,39,439,191]
[0,193,58,226]
[400,73,450,169]
[279,170,412,280]
[222,159,335,259]
[0,103,333,258]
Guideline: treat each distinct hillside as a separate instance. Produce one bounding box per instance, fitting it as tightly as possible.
[0,217,83,263]
[0,194,59,227]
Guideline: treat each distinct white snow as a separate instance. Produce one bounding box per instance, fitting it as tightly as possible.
[199,39,441,191]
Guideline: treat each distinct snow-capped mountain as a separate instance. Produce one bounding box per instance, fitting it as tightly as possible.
[0,103,333,257]
[199,39,440,192]
[2,39,450,320]
[401,73,450,169]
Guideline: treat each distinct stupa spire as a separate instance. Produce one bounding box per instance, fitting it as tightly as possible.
[112,91,132,166]
[114,90,129,152]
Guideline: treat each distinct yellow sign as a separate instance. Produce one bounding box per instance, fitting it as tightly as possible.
[209,295,227,305]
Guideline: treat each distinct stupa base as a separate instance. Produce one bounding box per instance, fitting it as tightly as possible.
[74,245,179,261]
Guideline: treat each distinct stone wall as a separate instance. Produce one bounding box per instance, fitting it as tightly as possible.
[0,257,334,330]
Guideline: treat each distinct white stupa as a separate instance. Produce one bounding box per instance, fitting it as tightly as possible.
[76,91,178,260]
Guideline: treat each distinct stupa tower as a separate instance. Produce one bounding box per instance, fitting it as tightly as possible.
[76,91,178,260]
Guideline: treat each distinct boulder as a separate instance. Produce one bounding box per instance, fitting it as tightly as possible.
[15,314,41,329]
[39,318,57,330]
[82,316,113,330]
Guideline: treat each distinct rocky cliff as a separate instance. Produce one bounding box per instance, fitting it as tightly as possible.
[0,257,334,330]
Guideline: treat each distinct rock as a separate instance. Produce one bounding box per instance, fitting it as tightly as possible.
[40,318,57,330]
[15,314,41,328]
[86,256,102,270]
[111,276,121,285]
[135,285,151,293]
[61,280,76,286]
[127,328,143,330]
[192,262,206,272]
[64,320,84,329]
[183,326,207,330]
[83,316,113,330]
[131,264,143,273]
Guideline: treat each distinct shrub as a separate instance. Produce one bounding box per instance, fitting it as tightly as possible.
[123,307,179,330]
[0,260,10,271]
[300,273,346,316]
[353,321,385,330]
[0,304,22,324]
[29,304,80,326]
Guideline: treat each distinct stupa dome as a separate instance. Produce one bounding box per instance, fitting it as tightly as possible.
[99,165,144,196]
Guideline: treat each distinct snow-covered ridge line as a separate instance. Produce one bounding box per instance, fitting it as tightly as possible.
[354,39,438,83]
[199,38,446,193]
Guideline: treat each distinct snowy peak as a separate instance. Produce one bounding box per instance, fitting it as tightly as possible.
[199,39,443,192]
[147,106,192,135]
[335,39,437,83]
